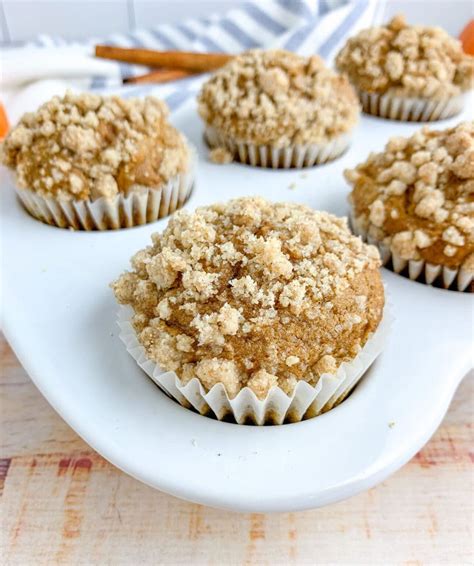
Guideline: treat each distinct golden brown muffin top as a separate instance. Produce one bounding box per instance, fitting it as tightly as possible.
[198,49,360,147]
[346,122,474,271]
[336,15,474,99]
[1,92,190,201]
[112,197,384,400]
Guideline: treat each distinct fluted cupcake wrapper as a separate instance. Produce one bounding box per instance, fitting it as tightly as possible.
[357,89,466,122]
[12,145,196,231]
[117,304,391,425]
[350,212,473,292]
[204,126,352,168]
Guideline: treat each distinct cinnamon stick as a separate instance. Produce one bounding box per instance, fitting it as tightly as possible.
[95,45,233,72]
[123,68,194,85]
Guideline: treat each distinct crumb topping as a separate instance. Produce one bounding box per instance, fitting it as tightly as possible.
[1,91,190,201]
[346,122,474,271]
[112,197,384,399]
[209,146,233,165]
[198,49,360,147]
[336,15,474,99]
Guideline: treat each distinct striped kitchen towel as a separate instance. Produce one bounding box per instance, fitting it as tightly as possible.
[17,0,382,113]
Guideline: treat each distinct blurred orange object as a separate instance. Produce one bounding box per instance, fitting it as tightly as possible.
[0,103,9,139]
[459,20,474,55]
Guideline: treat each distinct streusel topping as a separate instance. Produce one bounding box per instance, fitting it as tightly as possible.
[1,92,190,201]
[112,197,384,399]
[209,146,233,165]
[198,49,360,147]
[346,122,474,271]
[336,15,474,99]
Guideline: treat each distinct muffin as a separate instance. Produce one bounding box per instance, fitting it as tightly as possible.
[1,91,195,230]
[346,122,474,291]
[336,15,474,121]
[197,49,360,168]
[112,197,388,424]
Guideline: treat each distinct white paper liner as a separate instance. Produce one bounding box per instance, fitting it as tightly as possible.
[350,212,473,292]
[357,89,466,122]
[204,125,352,168]
[12,144,196,230]
[117,303,392,425]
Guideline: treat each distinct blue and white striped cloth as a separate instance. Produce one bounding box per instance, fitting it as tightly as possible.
[29,0,380,113]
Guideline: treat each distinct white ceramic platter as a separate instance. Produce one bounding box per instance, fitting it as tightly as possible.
[2,97,473,513]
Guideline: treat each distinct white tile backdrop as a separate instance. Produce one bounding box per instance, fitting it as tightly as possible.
[0,0,472,45]
[0,0,241,44]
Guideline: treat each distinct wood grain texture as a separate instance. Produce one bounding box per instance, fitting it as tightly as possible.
[1,335,473,565]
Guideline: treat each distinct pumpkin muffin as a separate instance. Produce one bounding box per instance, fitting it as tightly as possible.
[198,49,360,168]
[112,197,387,424]
[346,122,474,291]
[336,15,474,121]
[1,91,194,230]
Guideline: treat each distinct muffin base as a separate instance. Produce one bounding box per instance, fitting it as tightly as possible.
[204,126,351,168]
[12,145,196,230]
[357,89,465,122]
[350,212,473,292]
[117,303,391,425]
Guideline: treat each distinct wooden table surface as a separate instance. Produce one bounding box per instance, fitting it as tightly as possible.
[1,334,472,565]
